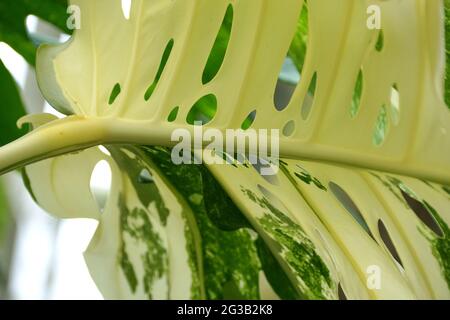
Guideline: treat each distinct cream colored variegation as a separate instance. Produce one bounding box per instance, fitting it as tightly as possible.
[0,0,448,182]
[0,0,449,299]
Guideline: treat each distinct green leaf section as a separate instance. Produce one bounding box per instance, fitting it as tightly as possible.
[255,237,298,300]
[444,0,450,108]
[422,201,450,289]
[91,146,271,299]
[187,4,233,122]
[112,148,170,224]
[241,187,333,300]
[140,146,261,300]
[0,0,69,65]
[202,4,233,85]
[287,3,308,74]
[118,194,167,298]
[0,60,27,146]
[144,39,174,101]
[201,166,251,231]
[0,0,70,146]
[112,146,336,300]
[109,147,191,299]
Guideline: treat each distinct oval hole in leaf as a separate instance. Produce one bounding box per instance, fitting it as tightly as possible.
[90,160,112,212]
[138,168,154,184]
[252,158,279,185]
[338,283,347,300]
[274,3,309,110]
[375,29,384,52]
[257,184,289,215]
[274,79,297,111]
[145,39,174,101]
[377,219,404,268]
[167,106,179,122]
[288,2,309,73]
[202,4,233,85]
[350,70,363,118]
[98,145,111,156]
[390,84,400,125]
[400,189,444,238]
[109,83,121,105]
[121,0,132,20]
[301,72,317,120]
[373,105,388,146]
[186,94,218,125]
[241,110,256,130]
[282,120,296,137]
[329,182,375,239]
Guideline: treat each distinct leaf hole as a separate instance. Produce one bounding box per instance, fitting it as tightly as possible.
[329,182,375,240]
[90,160,112,212]
[167,106,179,122]
[144,39,174,101]
[109,83,121,105]
[241,110,256,130]
[373,105,388,146]
[274,3,308,110]
[288,1,309,73]
[282,120,296,137]
[375,29,384,52]
[138,169,154,184]
[390,84,400,126]
[202,4,233,85]
[186,94,218,125]
[274,79,297,111]
[350,70,363,118]
[121,0,132,20]
[98,145,111,156]
[301,72,317,120]
[377,219,404,269]
[338,282,347,300]
[400,189,444,238]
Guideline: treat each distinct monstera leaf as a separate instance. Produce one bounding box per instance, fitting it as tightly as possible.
[0,0,450,299]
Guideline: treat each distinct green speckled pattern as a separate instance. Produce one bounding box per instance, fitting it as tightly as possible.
[118,194,167,298]
[241,187,333,300]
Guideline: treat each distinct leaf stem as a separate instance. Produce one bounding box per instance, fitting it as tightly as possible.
[0,116,108,175]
